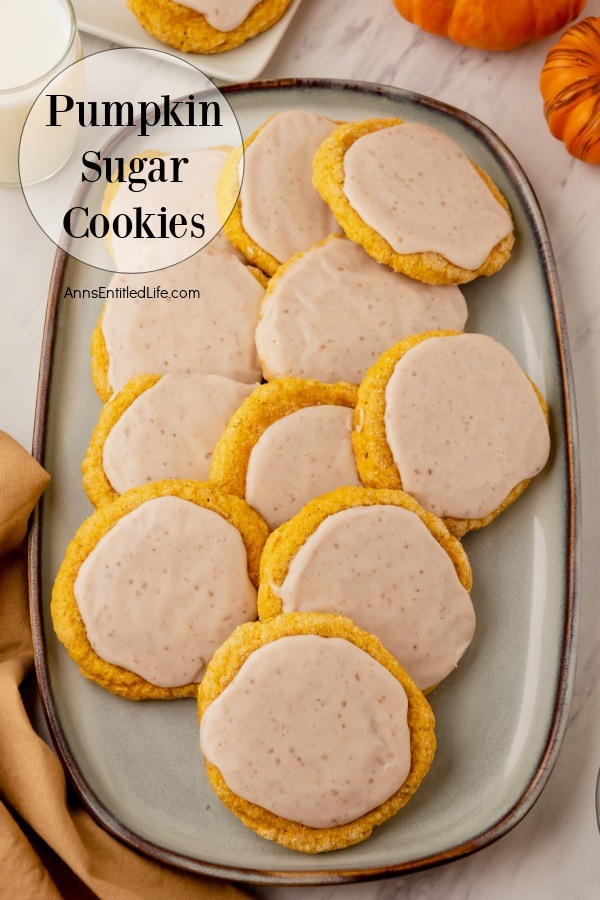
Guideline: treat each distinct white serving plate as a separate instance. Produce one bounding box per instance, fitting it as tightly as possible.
[72,0,303,82]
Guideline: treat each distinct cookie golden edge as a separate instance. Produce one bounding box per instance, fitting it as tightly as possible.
[126,0,291,54]
[209,378,358,503]
[82,374,161,508]
[91,308,112,403]
[353,330,550,538]
[312,118,515,286]
[90,261,268,403]
[198,611,436,853]
[257,483,473,619]
[51,480,269,701]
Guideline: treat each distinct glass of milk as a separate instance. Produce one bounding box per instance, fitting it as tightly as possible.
[0,0,81,187]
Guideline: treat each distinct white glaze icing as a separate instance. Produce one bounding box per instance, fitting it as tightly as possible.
[200,634,411,828]
[103,374,257,494]
[245,405,361,529]
[175,0,261,31]
[109,148,243,271]
[256,236,468,383]
[343,122,513,270]
[240,110,339,263]
[74,496,257,687]
[384,333,551,519]
[274,504,475,690]
[102,246,263,393]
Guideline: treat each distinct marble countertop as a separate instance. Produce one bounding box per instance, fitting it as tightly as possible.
[2,1,600,897]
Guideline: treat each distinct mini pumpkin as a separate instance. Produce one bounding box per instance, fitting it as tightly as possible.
[540,17,600,163]
[393,1,587,52]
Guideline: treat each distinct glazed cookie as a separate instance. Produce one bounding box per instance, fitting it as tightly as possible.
[256,234,468,383]
[102,147,244,270]
[217,110,340,275]
[199,612,435,853]
[353,331,550,537]
[312,118,514,285]
[258,487,474,692]
[127,0,291,54]
[209,378,361,530]
[82,374,258,507]
[52,481,268,700]
[91,246,265,402]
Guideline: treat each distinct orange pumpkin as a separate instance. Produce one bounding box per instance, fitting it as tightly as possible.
[540,17,600,163]
[393,1,586,51]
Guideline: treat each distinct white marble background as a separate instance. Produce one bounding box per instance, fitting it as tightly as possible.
[1,1,600,897]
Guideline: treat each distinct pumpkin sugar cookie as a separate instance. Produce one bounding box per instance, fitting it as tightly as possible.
[258,486,475,692]
[127,0,292,54]
[199,612,436,853]
[102,147,244,270]
[256,234,468,384]
[209,378,361,530]
[217,110,340,276]
[312,118,514,285]
[353,331,550,537]
[82,374,258,508]
[51,481,268,700]
[91,246,265,403]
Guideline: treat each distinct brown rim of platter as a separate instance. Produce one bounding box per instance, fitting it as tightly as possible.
[28,78,580,886]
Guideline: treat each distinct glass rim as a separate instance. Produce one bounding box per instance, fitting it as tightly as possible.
[0,0,78,97]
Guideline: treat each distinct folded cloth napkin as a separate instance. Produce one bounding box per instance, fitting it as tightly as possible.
[0,431,248,899]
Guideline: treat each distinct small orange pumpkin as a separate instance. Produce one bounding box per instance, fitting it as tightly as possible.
[540,17,600,163]
[393,1,587,52]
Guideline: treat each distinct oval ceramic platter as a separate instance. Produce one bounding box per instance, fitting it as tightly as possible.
[30,79,579,885]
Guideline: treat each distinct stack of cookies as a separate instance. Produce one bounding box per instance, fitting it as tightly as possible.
[52,109,550,853]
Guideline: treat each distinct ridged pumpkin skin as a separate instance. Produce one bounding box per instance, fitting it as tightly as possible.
[540,17,600,163]
[394,0,586,51]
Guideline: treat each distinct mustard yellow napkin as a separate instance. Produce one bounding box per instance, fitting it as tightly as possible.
[0,431,248,899]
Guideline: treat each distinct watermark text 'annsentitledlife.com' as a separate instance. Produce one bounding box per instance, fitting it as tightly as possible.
[63,286,201,300]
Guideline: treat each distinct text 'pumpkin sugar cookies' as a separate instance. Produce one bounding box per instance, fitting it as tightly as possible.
[217,110,340,275]
[256,234,468,383]
[103,147,244,271]
[199,612,435,852]
[312,118,514,285]
[82,374,258,507]
[353,331,550,536]
[209,378,361,530]
[92,246,265,402]
[259,487,474,691]
[127,0,292,54]
[51,481,268,700]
